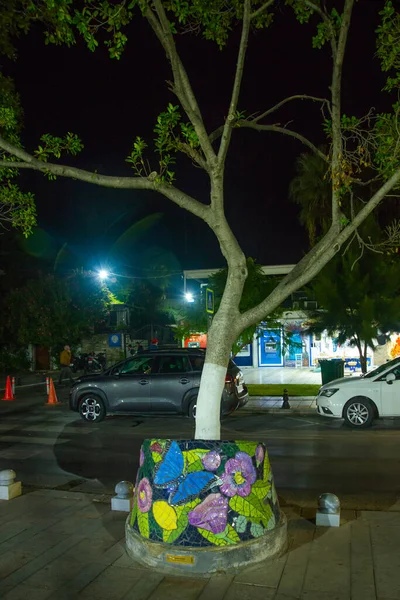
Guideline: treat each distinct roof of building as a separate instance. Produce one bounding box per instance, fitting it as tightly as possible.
[183,264,296,280]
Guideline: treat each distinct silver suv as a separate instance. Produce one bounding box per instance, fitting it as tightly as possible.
[69,349,248,422]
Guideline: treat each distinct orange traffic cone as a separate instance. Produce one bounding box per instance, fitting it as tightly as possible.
[45,378,60,405]
[2,376,15,401]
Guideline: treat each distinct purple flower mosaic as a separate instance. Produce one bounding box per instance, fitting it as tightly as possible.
[137,477,152,513]
[188,493,228,534]
[255,444,264,465]
[139,447,145,466]
[201,450,221,471]
[220,451,256,498]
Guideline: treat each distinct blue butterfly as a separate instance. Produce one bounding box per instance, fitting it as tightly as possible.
[153,441,216,505]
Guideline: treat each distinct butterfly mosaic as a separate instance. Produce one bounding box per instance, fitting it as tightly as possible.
[154,440,220,505]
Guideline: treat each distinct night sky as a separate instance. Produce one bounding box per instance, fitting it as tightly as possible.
[3,0,391,285]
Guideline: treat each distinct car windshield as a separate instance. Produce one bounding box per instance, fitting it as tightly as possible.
[363,357,400,379]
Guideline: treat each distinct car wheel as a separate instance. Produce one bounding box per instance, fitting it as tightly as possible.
[188,397,197,419]
[79,394,106,423]
[343,397,374,428]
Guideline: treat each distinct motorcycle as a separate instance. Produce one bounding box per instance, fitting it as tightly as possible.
[70,352,105,374]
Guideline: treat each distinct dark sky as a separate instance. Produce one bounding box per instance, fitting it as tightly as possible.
[4,0,390,282]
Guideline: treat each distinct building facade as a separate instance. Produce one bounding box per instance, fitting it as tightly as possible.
[183,265,381,372]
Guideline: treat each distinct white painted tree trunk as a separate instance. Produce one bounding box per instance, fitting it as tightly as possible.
[194,362,227,440]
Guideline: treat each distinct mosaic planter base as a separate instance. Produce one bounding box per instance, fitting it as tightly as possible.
[125,439,287,575]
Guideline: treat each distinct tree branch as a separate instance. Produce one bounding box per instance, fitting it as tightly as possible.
[330,0,355,225]
[217,0,251,166]
[250,0,275,20]
[302,0,337,55]
[252,94,331,123]
[148,1,216,164]
[0,138,210,221]
[238,122,328,161]
[238,164,400,330]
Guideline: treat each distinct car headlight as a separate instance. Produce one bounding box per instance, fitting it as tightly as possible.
[320,388,339,398]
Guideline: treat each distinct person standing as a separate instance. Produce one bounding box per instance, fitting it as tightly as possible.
[59,345,74,385]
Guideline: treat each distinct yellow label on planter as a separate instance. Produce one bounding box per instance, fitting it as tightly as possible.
[166,554,194,565]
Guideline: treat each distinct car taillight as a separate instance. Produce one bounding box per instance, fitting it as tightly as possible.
[225,373,233,383]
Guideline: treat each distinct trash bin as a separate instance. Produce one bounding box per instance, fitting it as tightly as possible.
[319,359,345,385]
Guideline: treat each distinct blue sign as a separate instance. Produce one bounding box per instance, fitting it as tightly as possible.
[258,329,283,366]
[344,357,371,371]
[108,333,122,348]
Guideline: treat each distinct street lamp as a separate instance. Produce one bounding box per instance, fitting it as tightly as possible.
[185,292,194,303]
[98,269,109,281]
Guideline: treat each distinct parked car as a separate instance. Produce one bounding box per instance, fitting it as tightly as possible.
[316,356,400,428]
[69,348,248,422]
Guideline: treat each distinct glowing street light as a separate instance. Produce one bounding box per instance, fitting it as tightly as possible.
[98,269,109,281]
[185,292,194,303]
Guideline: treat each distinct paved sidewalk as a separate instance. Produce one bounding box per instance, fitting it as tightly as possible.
[0,488,399,599]
[242,396,316,413]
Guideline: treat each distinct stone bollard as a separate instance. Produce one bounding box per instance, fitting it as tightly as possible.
[281,388,291,409]
[316,492,340,527]
[0,470,22,500]
[111,481,134,512]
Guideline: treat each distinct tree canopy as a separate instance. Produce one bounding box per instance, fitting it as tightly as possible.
[306,245,400,373]
[0,272,110,354]
[2,0,400,438]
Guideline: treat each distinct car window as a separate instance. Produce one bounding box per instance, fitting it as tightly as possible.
[364,357,400,378]
[158,355,191,374]
[377,365,400,381]
[189,356,205,371]
[119,357,154,375]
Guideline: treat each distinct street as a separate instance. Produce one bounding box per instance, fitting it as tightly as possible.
[1,387,400,509]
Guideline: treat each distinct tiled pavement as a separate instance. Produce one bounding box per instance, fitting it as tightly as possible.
[1,489,400,599]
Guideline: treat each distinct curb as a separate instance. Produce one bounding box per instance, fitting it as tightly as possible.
[237,408,316,416]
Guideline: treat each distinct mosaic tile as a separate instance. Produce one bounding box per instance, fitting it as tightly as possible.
[128,439,282,548]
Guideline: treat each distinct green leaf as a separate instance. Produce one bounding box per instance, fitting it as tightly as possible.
[152,452,162,463]
[137,510,149,538]
[187,459,204,473]
[229,493,266,520]
[236,442,258,456]
[252,480,271,502]
[263,452,271,481]
[250,522,264,538]
[235,515,247,533]
[258,505,276,530]
[130,501,137,527]
[162,499,200,544]
[183,449,208,468]
[197,524,240,546]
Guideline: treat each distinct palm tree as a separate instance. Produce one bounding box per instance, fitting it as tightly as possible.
[306,250,400,373]
[289,148,331,247]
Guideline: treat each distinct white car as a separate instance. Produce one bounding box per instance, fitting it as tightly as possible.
[316,356,400,428]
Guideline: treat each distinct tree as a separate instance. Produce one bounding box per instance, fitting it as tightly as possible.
[0,272,109,356]
[289,148,331,247]
[2,1,400,439]
[289,148,400,249]
[0,74,36,236]
[306,250,400,373]
[128,279,175,331]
